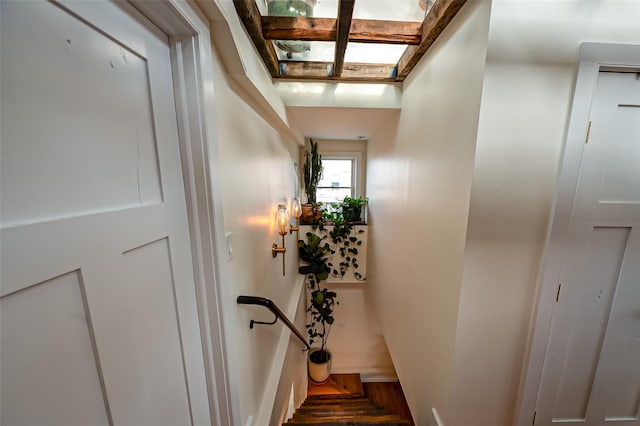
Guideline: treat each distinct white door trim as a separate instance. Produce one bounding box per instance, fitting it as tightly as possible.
[126,1,234,425]
[514,42,640,426]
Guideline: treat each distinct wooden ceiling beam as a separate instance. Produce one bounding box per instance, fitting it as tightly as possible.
[261,16,422,45]
[349,19,422,45]
[233,0,280,76]
[262,16,336,41]
[280,61,396,81]
[396,0,467,80]
[334,0,355,77]
[233,0,466,81]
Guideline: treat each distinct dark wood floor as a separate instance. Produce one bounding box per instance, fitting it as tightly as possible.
[307,374,415,425]
[363,382,415,426]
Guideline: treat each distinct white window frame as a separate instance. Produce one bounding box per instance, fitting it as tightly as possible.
[316,150,364,202]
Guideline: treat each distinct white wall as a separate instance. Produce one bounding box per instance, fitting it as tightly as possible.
[365,1,492,423]
[327,283,397,382]
[207,32,307,426]
[447,2,640,425]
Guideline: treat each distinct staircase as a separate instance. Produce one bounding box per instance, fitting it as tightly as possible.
[283,374,412,426]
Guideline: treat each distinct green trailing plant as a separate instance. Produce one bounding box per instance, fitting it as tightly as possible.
[314,198,367,281]
[303,140,322,205]
[298,232,336,359]
[341,196,368,223]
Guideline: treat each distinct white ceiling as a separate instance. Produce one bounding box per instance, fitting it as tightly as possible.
[286,107,400,140]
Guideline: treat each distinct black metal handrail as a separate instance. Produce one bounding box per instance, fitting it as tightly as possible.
[237,295,310,350]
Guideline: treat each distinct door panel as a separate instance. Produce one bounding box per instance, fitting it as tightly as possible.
[535,72,640,425]
[552,227,631,420]
[1,271,111,426]
[0,1,209,425]
[120,238,191,425]
[1,0,162,228]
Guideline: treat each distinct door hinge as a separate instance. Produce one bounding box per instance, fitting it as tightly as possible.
[585,121,592,144]
[556,283,562,302]
[532,410,537,425]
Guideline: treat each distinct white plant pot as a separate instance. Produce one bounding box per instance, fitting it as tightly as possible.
[308,348,331,384]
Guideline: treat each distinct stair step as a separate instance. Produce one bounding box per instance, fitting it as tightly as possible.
[302,398,375,407]
[285,374,413,426]
[285,414,411,425]
[294,407,387,418]
[306,393,369,401]
[308,374,365,397]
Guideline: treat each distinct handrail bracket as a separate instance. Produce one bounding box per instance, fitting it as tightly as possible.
[250,313,277,329]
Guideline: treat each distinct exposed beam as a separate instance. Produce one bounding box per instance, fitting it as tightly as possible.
[280,61,333,79]
[334,0,355,77]
[396,0,467,80]
[262,16,336,41]
[261,16,421,45]
[341,63,397,80]
[349,19,422,45]
[233,0,279,76]
[279,61,396,82]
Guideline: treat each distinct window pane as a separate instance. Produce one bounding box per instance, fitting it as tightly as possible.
[317,187,352,204]
[273,41,335,62]
[259,0,338,18]
[344,43,408,65]
[318,159,352,188]
[352,0,426,22]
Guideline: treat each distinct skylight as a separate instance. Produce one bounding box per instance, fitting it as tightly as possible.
[234,0,467,82]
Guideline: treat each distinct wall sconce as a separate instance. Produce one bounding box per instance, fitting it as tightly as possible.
[289,197,301,234]
[272,204,288,275]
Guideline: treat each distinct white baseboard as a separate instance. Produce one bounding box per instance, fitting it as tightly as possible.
[359,371,399,383]
[329,366,398,383]
[431,408,444,426]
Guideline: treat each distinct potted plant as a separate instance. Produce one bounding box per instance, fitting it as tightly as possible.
[301,140,323,224]
[298,232,337,383]
[341,196,368,224]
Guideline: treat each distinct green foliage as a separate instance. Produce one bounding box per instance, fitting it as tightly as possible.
[303,140,322,204]
[341,196,368,223]
[298,232,330,282]
[314,197,368,280]
[298,232,336,351]
[298,196,370,351]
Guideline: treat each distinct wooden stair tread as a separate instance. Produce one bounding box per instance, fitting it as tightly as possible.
[294,407,387,417]
[285,422,410,425]
[285,414,411,425]
[308,374,365,396]
[305,393,368,401]
[284,373,413,426]
[301,398,375,406]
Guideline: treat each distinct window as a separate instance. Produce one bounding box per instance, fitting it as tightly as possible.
[317,158,354,204]
[315,150,364,205]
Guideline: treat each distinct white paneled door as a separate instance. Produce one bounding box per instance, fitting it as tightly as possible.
[1,1,209,425]
[535,72,640,425]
